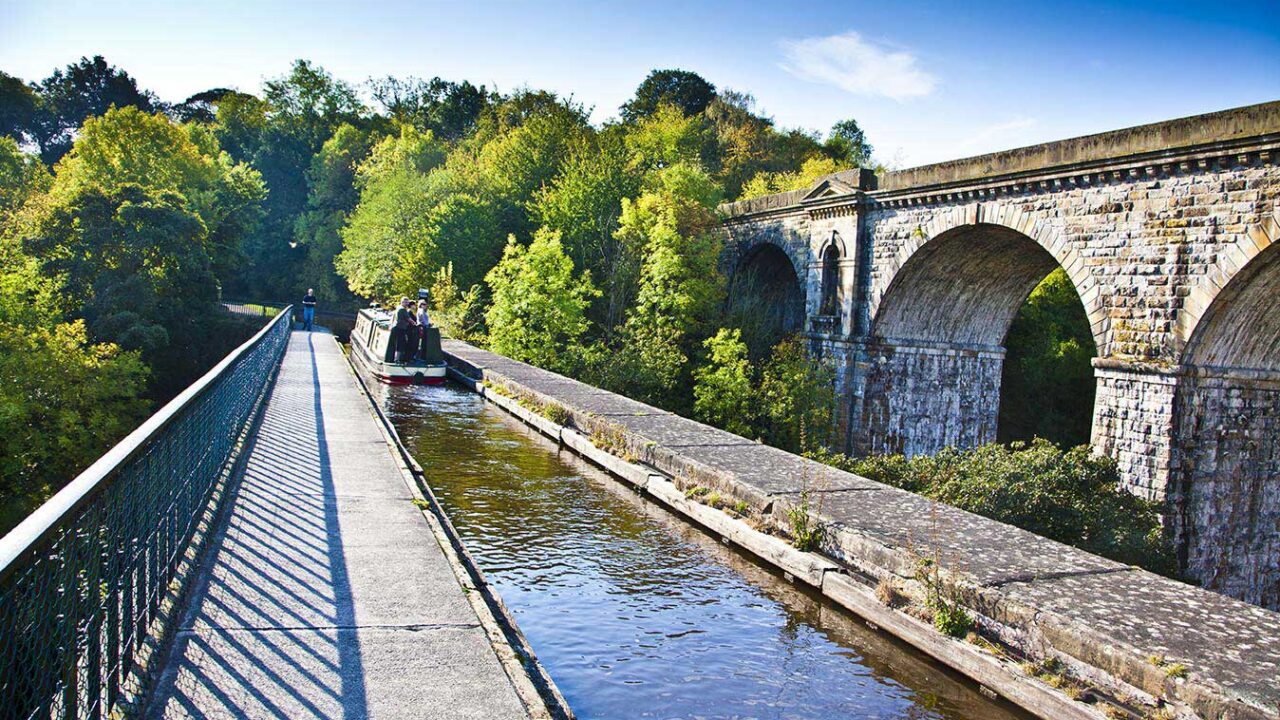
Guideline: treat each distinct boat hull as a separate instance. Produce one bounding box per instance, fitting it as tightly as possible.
[350,309,448,386]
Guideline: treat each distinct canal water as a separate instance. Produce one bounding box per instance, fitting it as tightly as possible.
[384,383,1028,720]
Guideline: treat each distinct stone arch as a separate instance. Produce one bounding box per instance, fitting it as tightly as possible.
[857,210,1106,457]
[817,229,848,259]
[1176,207,1280,352]
[868,203,1109,353]
[1171,235,1280,608]
[728,240,806,339]
[819,242,841,316]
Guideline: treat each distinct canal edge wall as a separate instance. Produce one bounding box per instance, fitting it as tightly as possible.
[442,339,1280,720]
[339,337,575,720]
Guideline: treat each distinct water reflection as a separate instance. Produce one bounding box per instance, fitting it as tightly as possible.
[386,383,1028,720]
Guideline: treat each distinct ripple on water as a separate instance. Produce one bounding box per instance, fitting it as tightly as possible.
[386,383,1030,720]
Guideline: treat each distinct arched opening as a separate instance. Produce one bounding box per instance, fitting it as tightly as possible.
[819,243,840,316]
[726,243,805,359]
[1174,242,1280,608]
[862,223,1098,455]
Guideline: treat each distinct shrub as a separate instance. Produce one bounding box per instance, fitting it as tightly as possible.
[814,440,1176,574]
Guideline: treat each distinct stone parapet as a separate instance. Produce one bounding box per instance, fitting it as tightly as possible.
[444,340,1280,720]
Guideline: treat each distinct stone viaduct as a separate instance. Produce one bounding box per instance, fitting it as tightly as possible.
[719,100,1280,608]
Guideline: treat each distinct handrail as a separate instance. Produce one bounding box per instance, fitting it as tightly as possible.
[0,307,292,578]
[0,306,293,719]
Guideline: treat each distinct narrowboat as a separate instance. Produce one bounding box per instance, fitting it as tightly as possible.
[350,307,447,385]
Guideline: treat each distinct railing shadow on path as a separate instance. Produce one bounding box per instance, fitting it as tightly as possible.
[148,332,369,719]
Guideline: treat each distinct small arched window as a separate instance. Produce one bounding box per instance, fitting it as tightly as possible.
[819,243,840,316]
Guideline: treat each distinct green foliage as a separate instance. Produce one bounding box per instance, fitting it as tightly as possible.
[787,490,824,551]
[758,337,836,452]
[624,104,714,173]
[998,268,1097,448]
[26,184,223,393]
[49,105,266,278]
[826,119,874,167]
[620,69,717,123]
[692,329,756,437]
[334,126,460,298]
[608,170,724,407]
[428,263,486,342]
[25,56,158,164]
[532,132,642,331]
[369,75,490,140]
[915,556,974,637]
[0,137,51,221]
[739,155,848,200]
[819,440,1175,573]
[0,318,149,533]
[293,123,378,302]
[484,229,598,373]
[0,71,38,144]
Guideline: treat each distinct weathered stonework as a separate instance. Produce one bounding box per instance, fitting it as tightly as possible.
[720,100,1280,608]
[856,340,1004,457]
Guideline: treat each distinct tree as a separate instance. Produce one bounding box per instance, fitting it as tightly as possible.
[826,119,873,168]
[620,69,717,122]
[369,76,491,140]
[692,328,757,437]
[624,104,714,174]
[739,155,847,200]
[484,229,597,372]
[294,123,378,301]
[997,268,1097,447]
[609,165,725,406]
[29,56,158,164]
[757,337,836,452]
[473,104,590,238]
[0,72,38,144]
[532,132,642,331]
[428,262,486,342]
[230,60,366,300]
[171,87,237,124]
[0,318,148,532]
[48,106,265,280]
[26,185,222,392]
[335,126,458,299]
[0,137,51,221]
[211,91,269,163]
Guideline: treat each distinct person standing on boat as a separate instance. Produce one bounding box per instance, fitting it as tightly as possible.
[393,297,416,362]
[301,288,317,331]
[414,299,430,360]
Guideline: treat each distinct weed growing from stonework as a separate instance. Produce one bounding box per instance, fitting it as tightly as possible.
[788,490,824,551]
[540,401,572,426]
[786,461,829,551]
[684,486,710,500]
[915,554,974,637]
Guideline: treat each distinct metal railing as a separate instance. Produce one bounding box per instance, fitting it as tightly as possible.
[0,307,293,720]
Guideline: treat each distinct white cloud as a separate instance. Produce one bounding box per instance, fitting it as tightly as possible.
[956,116,1038,154]
[779,31,936,101]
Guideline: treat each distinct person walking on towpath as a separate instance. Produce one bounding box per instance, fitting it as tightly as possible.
[301,288,317,331]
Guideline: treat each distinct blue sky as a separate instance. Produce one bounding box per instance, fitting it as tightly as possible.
[2,0,1277,166]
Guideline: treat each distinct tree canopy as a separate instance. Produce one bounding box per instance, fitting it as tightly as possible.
[621,69,717,122]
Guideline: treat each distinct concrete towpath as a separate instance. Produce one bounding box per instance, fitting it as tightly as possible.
[146,330,533,719]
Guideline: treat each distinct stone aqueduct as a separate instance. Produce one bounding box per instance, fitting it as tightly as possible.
[719,101,1280,608]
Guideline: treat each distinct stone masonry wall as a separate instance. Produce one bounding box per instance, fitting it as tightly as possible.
[1090,362,1180,501]
[864,159,1280,362]
[1173,371,1280,608]
[856,341,1004,457]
